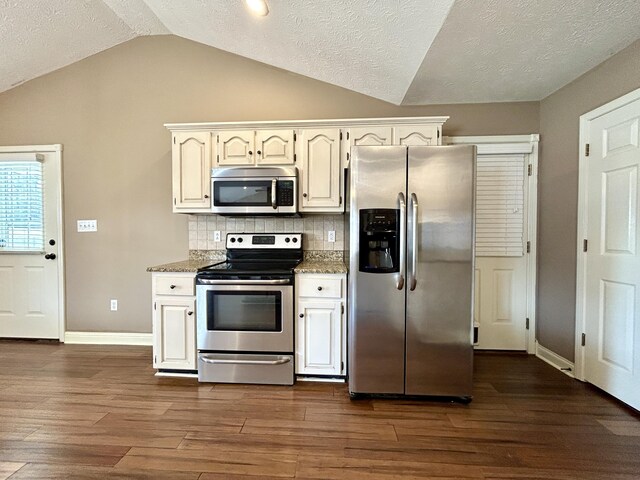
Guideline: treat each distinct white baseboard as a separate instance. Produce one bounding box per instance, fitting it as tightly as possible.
[535,341,575,378]
[64,331,152,346]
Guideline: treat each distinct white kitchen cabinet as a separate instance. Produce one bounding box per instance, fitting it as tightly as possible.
[345,126,393,167]
[216,129,295,166]
[295,273,347,376]
[299,128,343,212]
[152,273,196,371]
[394,125,440,146]
[172,131,212,212]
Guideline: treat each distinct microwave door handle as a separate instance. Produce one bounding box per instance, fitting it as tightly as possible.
[271,178,277,209]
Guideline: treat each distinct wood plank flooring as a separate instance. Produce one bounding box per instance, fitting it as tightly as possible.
[0,340,638,479]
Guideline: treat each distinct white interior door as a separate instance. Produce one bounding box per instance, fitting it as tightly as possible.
[0,146,63,339]
[579,93,640,410]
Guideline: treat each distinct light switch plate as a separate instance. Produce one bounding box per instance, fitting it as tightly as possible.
[77,220,97,232]
[214,231,221,242]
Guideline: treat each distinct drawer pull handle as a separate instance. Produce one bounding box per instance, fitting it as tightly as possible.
[317,286,323,291]
[170,284,176,289]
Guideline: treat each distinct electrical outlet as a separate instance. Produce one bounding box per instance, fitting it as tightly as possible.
[328,230,336,242]
[110,299,118,311]
[77,220,97,232]
[214,230,221,242]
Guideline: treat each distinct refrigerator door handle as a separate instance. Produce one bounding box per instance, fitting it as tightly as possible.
[397,192,406,290]
[409,192,418,291]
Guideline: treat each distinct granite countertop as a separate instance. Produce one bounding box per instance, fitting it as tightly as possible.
[146,259,218,273]
[294,260,348,274]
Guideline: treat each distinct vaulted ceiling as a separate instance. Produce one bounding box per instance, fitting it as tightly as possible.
[2,0,640,105]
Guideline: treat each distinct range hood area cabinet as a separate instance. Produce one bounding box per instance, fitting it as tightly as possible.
[166,117,447,214]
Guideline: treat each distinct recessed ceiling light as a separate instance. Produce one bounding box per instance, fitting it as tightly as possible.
[244,0,269,16]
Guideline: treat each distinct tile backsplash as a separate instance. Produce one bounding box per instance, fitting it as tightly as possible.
[188,214,345,251]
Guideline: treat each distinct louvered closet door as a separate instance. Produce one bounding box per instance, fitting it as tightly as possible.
[474,154,528,350]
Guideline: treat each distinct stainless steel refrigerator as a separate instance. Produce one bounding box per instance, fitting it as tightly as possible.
[347,145,475,399]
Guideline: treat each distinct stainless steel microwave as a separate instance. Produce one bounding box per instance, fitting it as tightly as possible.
[211,166,297,215]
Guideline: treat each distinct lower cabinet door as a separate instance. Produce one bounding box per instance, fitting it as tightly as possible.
[296,300,342,375]
[153,298,196,370]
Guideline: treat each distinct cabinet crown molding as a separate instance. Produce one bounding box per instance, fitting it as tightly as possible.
[165,116,449,132]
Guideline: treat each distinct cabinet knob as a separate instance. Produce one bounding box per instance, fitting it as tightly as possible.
[303,193,307,198]
[187,311,194,316]
[44,253,56,260]
[299,313,304,318]
[204,194,209,199]
[248,150,253,155]
[317,286,323,291]
[257,150,262,155]
[170,284,176,289]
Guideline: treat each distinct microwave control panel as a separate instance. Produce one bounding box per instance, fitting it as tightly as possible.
[277,181,295,206]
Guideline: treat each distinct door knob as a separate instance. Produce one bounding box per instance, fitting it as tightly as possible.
[44,253,56,260]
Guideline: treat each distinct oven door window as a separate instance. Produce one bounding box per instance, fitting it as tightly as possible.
[213,180,273,207]
[206,291,282,332]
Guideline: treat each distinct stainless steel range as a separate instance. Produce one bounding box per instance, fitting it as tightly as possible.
[195,233,302,385]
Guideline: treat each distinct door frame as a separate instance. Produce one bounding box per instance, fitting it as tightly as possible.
[575,87,640,381]
[0,144,65,341]
[444,134,539,354]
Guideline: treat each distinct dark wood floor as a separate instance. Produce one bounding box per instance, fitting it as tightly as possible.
[0,341,638,479]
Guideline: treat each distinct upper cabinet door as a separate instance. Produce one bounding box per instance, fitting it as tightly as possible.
[346,126,393,167]
[394,125,440,146]
[256,130,295,165]
[172,131,212,212]
[217,130,255,165]
[299,128,342,211]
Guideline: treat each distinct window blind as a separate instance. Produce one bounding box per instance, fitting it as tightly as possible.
[475,154,525,257]
[0,161,44,251]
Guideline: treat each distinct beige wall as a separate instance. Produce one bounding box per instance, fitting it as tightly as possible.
[538,39,640,361]
[0,35,539,333]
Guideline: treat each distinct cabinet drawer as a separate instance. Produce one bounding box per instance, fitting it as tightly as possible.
[298,275,343,299]
[154,275,195,296]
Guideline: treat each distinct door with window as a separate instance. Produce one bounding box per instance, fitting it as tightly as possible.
[0,146,63,339]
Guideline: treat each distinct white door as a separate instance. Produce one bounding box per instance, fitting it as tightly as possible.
[296,300,342,375]
[255,129,295,165]
[394,125,439,146]
[217,130,255,165]
[153,297,196,370]
[299,128,342,211]
[579,92,640,410]
[474,153,529,350]
[172,131,212,212]
[0,146,63,339]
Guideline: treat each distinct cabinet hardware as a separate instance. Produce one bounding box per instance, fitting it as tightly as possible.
[257,150,262,156]
[526,241,530,253]
[303,193,308,198]
[340,132,343,141]
[585,144,590,157]
[341,304,344,314]
[525,317,529,330]
[294,153,296,162]
[299,313,304,318]
[528,164,532,176]
[341,361,344,372]
[581,333,586,346]
[170,284,176,289]
[248,151,253,155]
[347,132,349,140]
[583,239,588,252]
[204,194,209,199]
[187,311,194,316]
[339,196,342,205]
[293,132,297,141]
[173,137,176,144]
[347,152,350,161]
[317,286,323,291]
[153,302,156,310]
[437,129,440,139]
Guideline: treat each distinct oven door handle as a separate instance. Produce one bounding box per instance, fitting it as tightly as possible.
[200,355,291,366]
[197,279,290,285]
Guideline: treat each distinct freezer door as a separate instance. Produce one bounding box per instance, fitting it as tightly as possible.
[406,145,475,397]
[349,146,407,395]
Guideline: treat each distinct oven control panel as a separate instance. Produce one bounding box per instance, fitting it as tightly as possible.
[226,233,302,249]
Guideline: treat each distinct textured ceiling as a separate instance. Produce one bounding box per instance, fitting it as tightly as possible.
[1,0,640,104]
